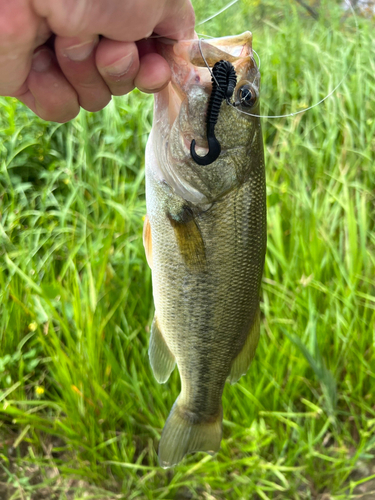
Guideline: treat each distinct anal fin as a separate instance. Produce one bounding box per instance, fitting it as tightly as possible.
[228,308,260,385]
[149,317,175,384]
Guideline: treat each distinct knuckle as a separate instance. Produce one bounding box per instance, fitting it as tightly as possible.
[37,0,90,36]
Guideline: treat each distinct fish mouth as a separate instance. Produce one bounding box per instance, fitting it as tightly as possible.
[156,32,257,128]
[185,32,254,69]
[157,31,254,76]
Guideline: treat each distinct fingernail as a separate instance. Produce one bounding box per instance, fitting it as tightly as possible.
[64,40,95,62]
[105,54,134,78]
[32,49,52,72]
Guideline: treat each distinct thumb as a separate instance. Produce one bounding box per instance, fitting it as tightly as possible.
[155,0,196,40]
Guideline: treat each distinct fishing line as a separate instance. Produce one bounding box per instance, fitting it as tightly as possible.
[195,0,240,28]
[253,49,261,70]
[148,0,358,119]
[198,38,221,89]
[195,33,215,39]
[197,0,359,119]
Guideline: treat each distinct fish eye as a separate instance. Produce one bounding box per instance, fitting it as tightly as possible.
[237,83,258,107]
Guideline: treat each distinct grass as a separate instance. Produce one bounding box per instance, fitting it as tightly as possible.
[0,1,374,499]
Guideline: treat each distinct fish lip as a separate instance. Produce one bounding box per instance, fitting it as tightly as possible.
[157,31,258,92]
[158,31,254,64]
[188,32,254,69]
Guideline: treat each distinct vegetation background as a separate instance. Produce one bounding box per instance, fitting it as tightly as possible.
[0,0,374,498]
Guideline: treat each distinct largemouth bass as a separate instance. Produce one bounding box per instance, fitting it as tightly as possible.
[143,32,266,468]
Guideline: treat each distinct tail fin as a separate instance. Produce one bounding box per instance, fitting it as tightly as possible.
[158,399,223,468]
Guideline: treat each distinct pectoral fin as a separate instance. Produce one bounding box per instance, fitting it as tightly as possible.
[228,308,260,385]
[143,214,153,269]
[149,317,176,384]
[167,207,206,272]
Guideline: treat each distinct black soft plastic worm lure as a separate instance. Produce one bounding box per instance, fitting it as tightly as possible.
[190,60,237,166]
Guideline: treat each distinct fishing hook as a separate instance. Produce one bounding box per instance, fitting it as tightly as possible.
[190,60,237,166]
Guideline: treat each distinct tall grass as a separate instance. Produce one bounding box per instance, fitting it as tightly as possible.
[1,1,374,499]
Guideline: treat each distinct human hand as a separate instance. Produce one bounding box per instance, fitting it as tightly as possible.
[0,0,195,122]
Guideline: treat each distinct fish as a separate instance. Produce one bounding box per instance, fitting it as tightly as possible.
[143,32,267,468]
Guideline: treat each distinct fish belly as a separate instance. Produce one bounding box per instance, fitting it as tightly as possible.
[145,147,266,467]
